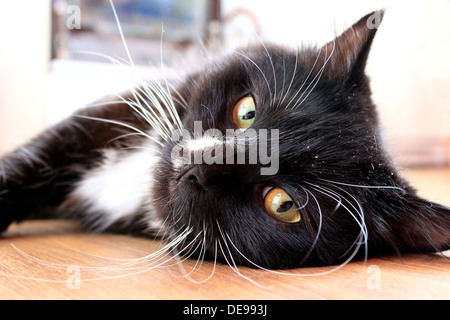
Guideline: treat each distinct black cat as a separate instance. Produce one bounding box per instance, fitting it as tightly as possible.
[0,11,448,269]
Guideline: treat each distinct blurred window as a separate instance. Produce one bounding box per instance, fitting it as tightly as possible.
[52,0,215,65]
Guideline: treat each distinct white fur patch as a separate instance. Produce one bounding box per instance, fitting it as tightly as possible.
[171,136,223,171]
[71,143,159,229]
[186,136,222,152]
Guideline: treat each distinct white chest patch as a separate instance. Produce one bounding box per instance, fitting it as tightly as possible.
[71,143,159,229]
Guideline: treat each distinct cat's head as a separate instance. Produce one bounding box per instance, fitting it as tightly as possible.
[152,11,450,269]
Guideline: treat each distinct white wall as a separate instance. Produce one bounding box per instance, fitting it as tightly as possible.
[0,1,51,154]
[367,0,450,166]
[221,0,387,47]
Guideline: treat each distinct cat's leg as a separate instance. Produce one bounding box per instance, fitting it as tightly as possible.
[0,99,151,232]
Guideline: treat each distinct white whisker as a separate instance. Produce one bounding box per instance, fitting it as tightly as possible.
[71,50,131,67]
[235,51,273,102]
[109,0,134,67]
[295,186,310,211]
[292,40,335,109]
[298,189,323,265]
[306,182,368,262]
[224,230,361,278]
[278,43,299,107]
[318,178,406,194]
[285,45,321,110]
[159,25,184,132]
[252,32,277,102]
[74,114,164,147]
[7,226,194,276]
[216,221,268,288]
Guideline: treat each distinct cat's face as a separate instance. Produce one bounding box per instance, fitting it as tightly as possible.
[151,12,449,269]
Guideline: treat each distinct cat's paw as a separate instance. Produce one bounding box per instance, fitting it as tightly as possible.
[0,158,24,233]
[0,190,13,233]
[0,209,13,234]
[0,169,15,233]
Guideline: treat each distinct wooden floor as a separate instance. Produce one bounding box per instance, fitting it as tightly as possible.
[0,168,449,300]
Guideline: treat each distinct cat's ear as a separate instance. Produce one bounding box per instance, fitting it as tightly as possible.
[380,193,450,254]
[321,10,384,81]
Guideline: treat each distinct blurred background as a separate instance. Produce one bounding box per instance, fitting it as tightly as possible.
[0,0,449,169]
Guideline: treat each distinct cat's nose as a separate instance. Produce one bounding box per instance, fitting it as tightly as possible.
[182,165,204,187]
[177,164,231,190]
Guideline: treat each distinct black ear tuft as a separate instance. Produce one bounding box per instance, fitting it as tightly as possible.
[322,10,384,80]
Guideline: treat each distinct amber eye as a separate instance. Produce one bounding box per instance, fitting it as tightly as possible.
[232,95,256,129]
[264,188,301,223]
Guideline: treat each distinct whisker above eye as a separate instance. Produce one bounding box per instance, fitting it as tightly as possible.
[252,32,278,102]
[291,40,336,110]
[235,51,273,102]
[278,44,299,108]
[317,178,406,194]
[284,43,321,110]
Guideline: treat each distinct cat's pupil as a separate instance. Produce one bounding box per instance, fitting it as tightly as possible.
[242,111,255,120]
[276,201,294,213]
